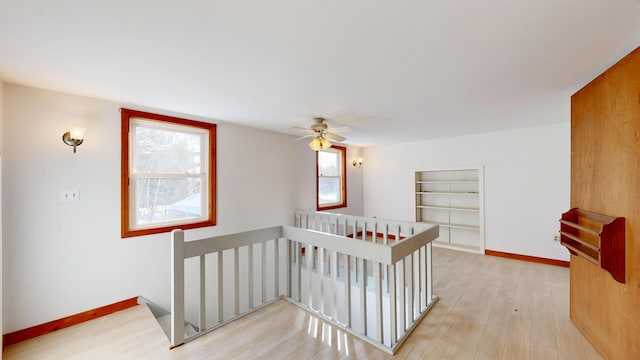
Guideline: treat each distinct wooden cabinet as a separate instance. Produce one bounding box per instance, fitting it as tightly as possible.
[415,167,484,253]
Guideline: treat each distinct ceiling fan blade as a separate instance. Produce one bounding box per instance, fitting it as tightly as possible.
[289,126,314,133]
[325,126,353,134]
[294,134,315,141]
[325,133,346,142]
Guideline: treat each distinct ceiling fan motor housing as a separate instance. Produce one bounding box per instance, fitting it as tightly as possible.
[312,118,328,132]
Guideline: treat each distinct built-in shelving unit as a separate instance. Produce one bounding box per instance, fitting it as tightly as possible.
[415,167,484,253]
[559,208,625,283]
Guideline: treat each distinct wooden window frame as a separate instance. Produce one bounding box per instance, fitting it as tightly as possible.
[121,108,217,238]
[316,145,347,211]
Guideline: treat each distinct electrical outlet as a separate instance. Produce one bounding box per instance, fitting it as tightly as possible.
[61,190,80,203]
[553,235,560,242]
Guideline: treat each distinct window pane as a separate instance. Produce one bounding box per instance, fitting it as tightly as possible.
[135,126,202,173]
[135,177,203,225]
[318,151,339,176]
[318,177,340,205]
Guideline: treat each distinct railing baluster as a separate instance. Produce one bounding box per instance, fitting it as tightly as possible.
[418,246,427,310]
[352,220,357,239]
[389,262,397,346]
[296,242,302,302]
[248,244,254,309]
[287,240,292,298]
[234,247,239,316]
[331,250,339,320]
[373,223,378,243]
[353,221,359,280]
[275,239,280,297]
[427,243,433,304]
[342,219,347,239]
[375,261,383,342]
[262,241,267,304]
[407,254,414,324]
[217,251,223,323]
[319,246,325,314]
[171,230,185,347]
[307,243,314,310]
[383,224,389,245]
[398,258,405,334]
[384,224,390,295]
[359,256,367,335]
[199,254,206,332]
[345,254,351,327]
[418,248,423,312]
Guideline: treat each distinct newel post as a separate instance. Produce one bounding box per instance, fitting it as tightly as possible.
[171,229,185,347]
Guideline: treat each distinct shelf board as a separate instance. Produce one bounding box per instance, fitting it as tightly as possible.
[431,240,482,254]
[559,219,600,236]
[419,221,480,230]
[416,180,478,184]
[416,205,479,212]
[559,231,599,252]
[416,191,479,195]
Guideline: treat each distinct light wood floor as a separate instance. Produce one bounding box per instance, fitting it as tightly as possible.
[3,247,602,359]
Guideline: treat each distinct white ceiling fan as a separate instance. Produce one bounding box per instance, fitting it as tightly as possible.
[290,117,353,150]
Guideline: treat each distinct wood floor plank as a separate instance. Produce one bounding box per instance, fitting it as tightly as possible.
[474,258,520,359]
[501,261,536,359]
[3,247,602,360]
[530,266,560,359]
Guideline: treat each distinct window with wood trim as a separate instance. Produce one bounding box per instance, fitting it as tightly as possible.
[316,145,347,210]
[121,108,216,238]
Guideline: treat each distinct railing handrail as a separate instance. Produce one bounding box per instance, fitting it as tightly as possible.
[282,225,438,265]
[295,209,432,236]
[388,225,438,263]
[176,223,437,263]
[183,226,283,259]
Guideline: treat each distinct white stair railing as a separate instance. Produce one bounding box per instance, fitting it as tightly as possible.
[170,213,438,354]
[170,226,284,347]
[291,210,439,351]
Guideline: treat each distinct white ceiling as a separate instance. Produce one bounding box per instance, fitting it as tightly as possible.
[1,1,640,146]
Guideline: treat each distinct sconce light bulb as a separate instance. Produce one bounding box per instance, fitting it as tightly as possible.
[62,127,86,154]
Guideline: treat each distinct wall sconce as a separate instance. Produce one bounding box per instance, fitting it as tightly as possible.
[62,127,86,153]
[352,157,363,168]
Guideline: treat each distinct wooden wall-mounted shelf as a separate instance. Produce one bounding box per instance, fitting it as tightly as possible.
[559,208,625,283]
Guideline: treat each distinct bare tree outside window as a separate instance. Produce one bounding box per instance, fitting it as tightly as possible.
[121,108,216,238]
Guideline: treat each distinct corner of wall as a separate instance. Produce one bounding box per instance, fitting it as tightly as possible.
[1,79,4,352]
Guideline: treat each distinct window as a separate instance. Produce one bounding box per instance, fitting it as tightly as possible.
[121,108,216,238]
[316,145,347,210]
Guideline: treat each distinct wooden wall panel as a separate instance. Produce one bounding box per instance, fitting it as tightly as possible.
[570,46,640,359]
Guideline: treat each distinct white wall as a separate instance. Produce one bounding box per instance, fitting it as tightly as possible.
[363,123,571,261]
[0,80,4,354]
[1,83,330,333]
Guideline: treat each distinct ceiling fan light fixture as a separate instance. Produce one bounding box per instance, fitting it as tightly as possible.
[309,135,332,151]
